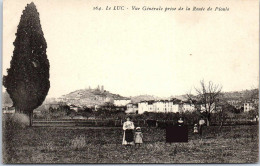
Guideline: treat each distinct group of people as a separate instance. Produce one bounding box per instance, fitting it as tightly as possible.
[122,116,206,146]
[178,117,206,135]
[193,117,206,135]
[122,117,143,147]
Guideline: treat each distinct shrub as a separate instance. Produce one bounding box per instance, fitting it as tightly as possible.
[147,120,157,127]
[41,142,55,152]
[71,135,86,150]
[3,113,29,130]
[107,120,115,127]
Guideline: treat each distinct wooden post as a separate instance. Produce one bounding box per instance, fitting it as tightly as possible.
[29,111,33,127]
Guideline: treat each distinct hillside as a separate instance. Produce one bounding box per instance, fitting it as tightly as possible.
[3,88,258,108]
[2,91,13,107]
[130,95,161,104]
[170,89,259,102]
[221,89,259,101]
[55,88,259,107]
[58,88,126,107]
[170,94,187,101]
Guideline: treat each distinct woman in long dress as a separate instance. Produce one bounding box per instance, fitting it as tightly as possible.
[122,117,135,145]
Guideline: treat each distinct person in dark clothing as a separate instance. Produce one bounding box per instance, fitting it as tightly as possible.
[177,117,184,127]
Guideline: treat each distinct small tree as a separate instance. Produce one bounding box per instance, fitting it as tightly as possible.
[192,80,222,126]
[248,88,259,118]
[3,2,50,126]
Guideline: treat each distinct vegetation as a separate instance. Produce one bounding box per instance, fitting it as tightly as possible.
[2,125,258,163]
[186,80,222,126]
[3,2,50,126]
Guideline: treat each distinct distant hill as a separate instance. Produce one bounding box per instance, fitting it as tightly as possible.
[58,88,126,107]
[130,95,161,103]
[170,89,259,102]
[221,89,258,101]
[170,94,187,101]
[2,87,258,108]
[2,91,13,107]
[57,88,258,107]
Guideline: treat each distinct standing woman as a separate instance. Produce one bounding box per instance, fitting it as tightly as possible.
[177,117,184,127]
[122,117,135,146]
[199,116,205,136]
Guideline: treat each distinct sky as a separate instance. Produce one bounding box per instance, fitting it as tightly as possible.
[2,0,259,98]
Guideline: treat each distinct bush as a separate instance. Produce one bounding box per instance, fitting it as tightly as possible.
[147,120,157,127]
[157,120,174,128]
[107,120,116,127]
[41,142,56,152]
[3,113,29,130]
[71,135,86,150]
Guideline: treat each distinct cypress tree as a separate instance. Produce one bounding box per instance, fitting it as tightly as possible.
[3,2,50,126]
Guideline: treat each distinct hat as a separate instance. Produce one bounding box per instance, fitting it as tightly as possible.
[136,127,141,130]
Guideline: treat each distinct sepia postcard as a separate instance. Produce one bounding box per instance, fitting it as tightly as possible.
[2,0,259,164]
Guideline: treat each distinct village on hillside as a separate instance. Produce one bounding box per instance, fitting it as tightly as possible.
[3,85,259,122]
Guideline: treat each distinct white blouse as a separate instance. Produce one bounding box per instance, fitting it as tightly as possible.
[123,121,135,130]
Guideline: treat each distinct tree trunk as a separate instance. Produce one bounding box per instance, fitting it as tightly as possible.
[29,111,33,127]
[15,107,21,113]
[218,121,223,131]
[206,114,210,126]
[15,107,33,127]
[25,111,33,127]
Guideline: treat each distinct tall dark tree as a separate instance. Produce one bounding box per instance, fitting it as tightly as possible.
[3,2,50,126]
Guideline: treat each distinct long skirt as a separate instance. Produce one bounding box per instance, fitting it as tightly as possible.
[199,125,203,136]
[122,129,134,145]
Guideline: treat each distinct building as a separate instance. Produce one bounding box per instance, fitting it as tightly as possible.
[137,99,184,114]
[114,98,131,106]
[125,103,138,114]
[227,99,243,109]
[44,103,60,110]
[69,105,82,112]
[137,98,225,114]
[244,102,255,112]
[200,103,216,113]
[153,100,182,113]
[138,101,149,114]
[182,102,196,112]
[3,106,15,114]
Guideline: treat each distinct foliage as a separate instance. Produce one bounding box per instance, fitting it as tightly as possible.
[248,109,259,119]
[77,107,93,118]
[71,135,86,150]
[3,2,49,126]
[2,91,13,106]
[3,113,29,130]
[2,126,258,163]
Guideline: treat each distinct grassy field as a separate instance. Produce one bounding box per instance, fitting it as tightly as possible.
[3,125,259,163]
